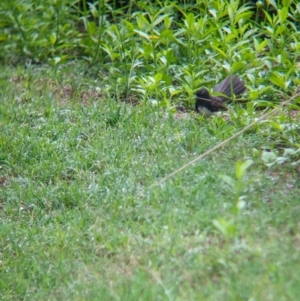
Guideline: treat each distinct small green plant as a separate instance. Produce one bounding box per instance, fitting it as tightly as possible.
[213,159,253,237]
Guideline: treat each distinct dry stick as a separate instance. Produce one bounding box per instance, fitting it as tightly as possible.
[152,91,300,188]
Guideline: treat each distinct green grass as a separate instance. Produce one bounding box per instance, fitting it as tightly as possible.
[1,0,300,300]
[1,63,300,301]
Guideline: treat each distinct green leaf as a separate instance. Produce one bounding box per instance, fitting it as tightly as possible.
[168,87,181,97]
[267,121,283,131]
[234,12,253,23]
[253,38,269,52]
[185,13,195,30]
[154,73,163,83]
[283,148,299,157]
[282,0,291,6]
[235,160,253,181]
[136,14,150,29]
[87,21,97,36]
[161,73,172,86]
[246,101,255,114]
[163,49,177,64]
[164,15,172,29]
[275,25,287,36]
[160,29,174,40]
[270,72,287,91]
[49,33,56,45]
[231,62,245,73]
[211,45,228,59]
[209,9,217,20]
[278,7,288,24]
[153,14,170,27]
[134,30,150,40]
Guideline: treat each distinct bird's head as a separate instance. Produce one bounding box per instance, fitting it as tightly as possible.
[196,88,210,100]
[195,88,211,112]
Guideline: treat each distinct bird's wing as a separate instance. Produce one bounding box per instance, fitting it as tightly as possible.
[213,75,246,98]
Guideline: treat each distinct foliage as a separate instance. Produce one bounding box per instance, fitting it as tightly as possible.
[1,0,300,106]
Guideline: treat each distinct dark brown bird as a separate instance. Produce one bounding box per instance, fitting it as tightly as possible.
[195,75,246,117]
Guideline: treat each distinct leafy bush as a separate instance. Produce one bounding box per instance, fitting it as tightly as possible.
[1,0,300,106]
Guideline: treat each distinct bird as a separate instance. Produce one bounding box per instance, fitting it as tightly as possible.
[195,75,246,117]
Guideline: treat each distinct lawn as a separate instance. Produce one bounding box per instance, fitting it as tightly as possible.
[1,1,300,300]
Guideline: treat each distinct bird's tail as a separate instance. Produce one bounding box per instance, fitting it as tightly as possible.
[213,75,246,98]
